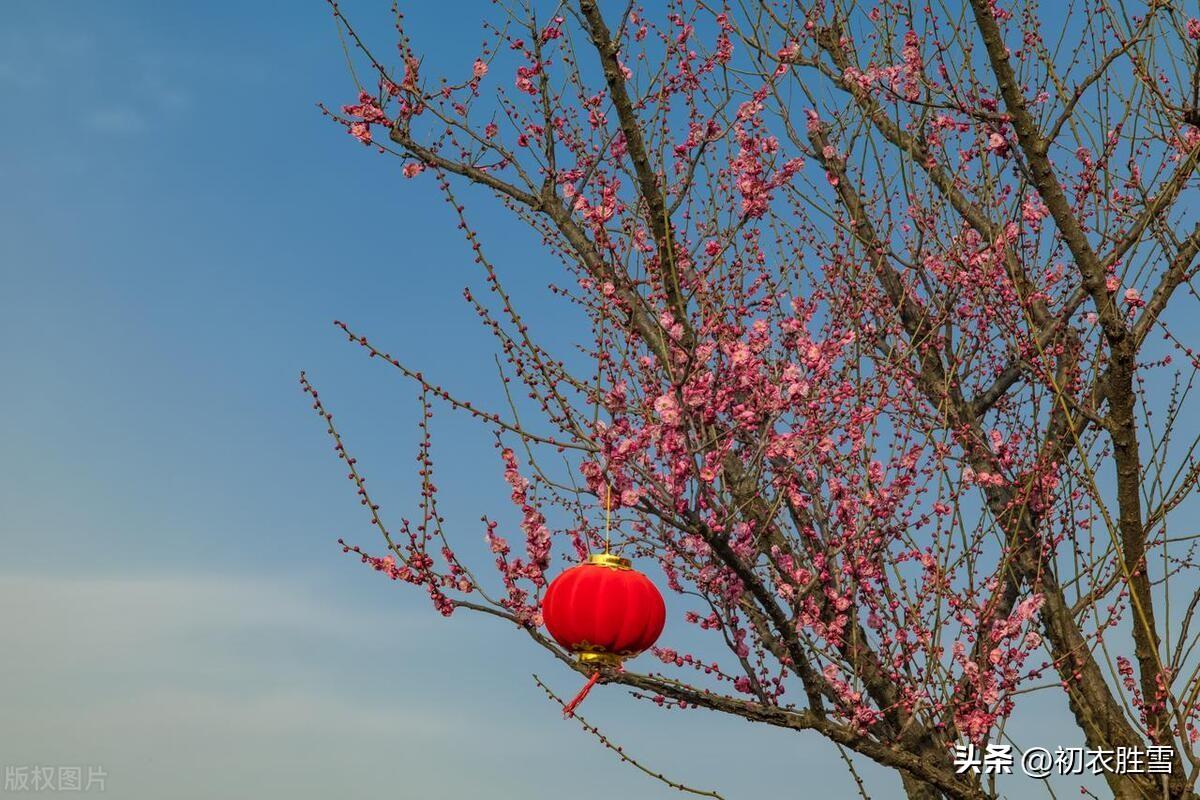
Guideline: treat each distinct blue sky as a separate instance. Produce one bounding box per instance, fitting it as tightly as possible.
[0,2,862,797]
[0,2,1167,798]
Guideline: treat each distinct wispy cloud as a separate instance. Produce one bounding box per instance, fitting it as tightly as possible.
[84,107,147,135]
[0,23,188,137]
[0,573,477,799]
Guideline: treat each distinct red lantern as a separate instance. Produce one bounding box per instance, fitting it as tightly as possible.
[542,552,666,715]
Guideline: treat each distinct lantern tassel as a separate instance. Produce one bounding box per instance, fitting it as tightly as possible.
[562,670,601,718]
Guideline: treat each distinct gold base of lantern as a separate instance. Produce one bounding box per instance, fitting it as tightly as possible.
[577,651,624,668]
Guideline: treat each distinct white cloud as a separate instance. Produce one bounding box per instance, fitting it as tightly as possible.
[0,572,385,653]
[0,572,503,799]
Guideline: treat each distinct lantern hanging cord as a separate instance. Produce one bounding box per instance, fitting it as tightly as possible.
[604,482,612,554]
[562,670,601,718]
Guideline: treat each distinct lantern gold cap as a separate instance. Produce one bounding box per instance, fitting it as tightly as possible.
[586,552,631,570]
[577,651,624,668]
